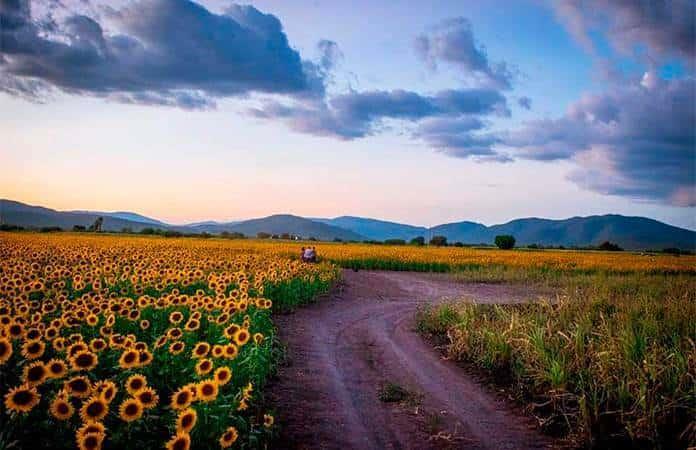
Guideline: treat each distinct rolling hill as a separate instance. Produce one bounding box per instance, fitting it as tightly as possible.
[1,199,694,250]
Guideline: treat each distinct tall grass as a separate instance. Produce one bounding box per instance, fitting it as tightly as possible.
[417,273,696,449]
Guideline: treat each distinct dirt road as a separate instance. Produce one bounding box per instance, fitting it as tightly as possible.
[269,270,554,450]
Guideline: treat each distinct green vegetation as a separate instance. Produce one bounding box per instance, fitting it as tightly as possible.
[494,234,516,249]
[416,272,696,449]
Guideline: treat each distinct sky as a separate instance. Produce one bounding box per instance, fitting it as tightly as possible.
[1,0,694,229]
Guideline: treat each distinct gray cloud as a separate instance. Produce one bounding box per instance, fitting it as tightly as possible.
[554,0,695,65]
[503,78,695,206]
[414,17,515,89]
[249,87,509,152]
[517,96,532,110]
[0,0,316,108]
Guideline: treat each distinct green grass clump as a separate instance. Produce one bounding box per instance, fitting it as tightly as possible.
[416,273,696,449]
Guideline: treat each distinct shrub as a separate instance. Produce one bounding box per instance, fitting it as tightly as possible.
[384,239,406,246]
[72,225,87,231]
[429,235,447,246]
[494,235,515,249]
[598,241,622,251]
[257,232,271,239]
[410,236,425,246]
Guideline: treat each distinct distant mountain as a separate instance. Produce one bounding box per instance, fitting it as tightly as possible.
[427,215,696,250]
[2,199,694,249]
[224,215,365,241]
[1,200,164,232]
[70,210,168,227]
[315,216,428,241]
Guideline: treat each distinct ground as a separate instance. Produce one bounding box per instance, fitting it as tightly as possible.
[269,270,556,450]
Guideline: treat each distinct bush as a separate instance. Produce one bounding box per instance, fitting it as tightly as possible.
[429,235,447,246]
[257,232,271,239]
[494,235,516,249]
[0,224,24,231]
[72,225,86,231]
[410,236,425,246]
[453,241,464,247]
[598,241,622,251]
[384,239,406,245]
[39,226,62,233]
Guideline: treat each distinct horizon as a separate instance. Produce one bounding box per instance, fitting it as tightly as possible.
[3,197,695,232]
[1,1,694,231]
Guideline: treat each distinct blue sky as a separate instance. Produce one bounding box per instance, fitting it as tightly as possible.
[1,0,694,229]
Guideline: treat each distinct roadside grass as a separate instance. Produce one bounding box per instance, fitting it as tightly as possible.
[378,382,420,406]
[416,272,696,449]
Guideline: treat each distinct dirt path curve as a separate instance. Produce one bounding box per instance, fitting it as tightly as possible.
[269,270,554,450]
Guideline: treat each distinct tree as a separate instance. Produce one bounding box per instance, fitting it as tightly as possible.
[494,235,516,249]
[429,235,447,246]
[256,232,271,239]
[598,241,622,251]
[280,232,291,240]
[410,236,425,246]
[384,239,406,245]
[73,225,86,231]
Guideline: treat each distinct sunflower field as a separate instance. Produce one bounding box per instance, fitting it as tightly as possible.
[0,233,339,450]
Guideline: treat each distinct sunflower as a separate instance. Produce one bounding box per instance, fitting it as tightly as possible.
[195,359,213,376]
[191,342,210,358]
[213,367,232,386]
[70,350,99,371]
[125,374,147,395]
[184,319,199,331]
[89,338,107,352]
[80,396,109,422]
[46,358,69,378]
[169,311,184,325]
[165,432,191,450]
[65,376,92,398]
[233,329,250,346]
[219,426,238,448]
[196,380,219,403]
[223,324,240,340]
[134,387,158,409]
[167,328,183,340]
[175,408,197,434]
[264,413,275,428]
[170,387,193,410]
[154,335,167,349]
[223,343,238,360]
[4,384,40,413]
[7,322,24,340]
[23,361,48,386]
[119,349,139,369]
[169,341,185,355]
[21,339,45,359]
[49,395,74,421]
[86,314,99,326]
[95,380,118,403]
[138,350,153,366]
[139,319,150,330]
[67,342,89,358]
[118,398,144,422]
[0,337,13,364]
[77,432,104,450]
[211,345,225,358]
[53,337,66,352]
[253,333,264,345]
[76,421,105,440]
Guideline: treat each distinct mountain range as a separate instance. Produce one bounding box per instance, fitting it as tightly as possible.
[1,199,694,250]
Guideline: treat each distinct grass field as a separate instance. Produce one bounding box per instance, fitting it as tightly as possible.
[0,232,693,449]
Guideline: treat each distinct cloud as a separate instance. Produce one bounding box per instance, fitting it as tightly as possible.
[503,77,695,206]
[249,87,509,146]
[517,96,532,110]
[414,17,515,89]
[554,0,695,65]
[0,0,316,108]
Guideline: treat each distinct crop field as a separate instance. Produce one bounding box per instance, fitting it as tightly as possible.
[0,232,694,449]
[0,233,338,450]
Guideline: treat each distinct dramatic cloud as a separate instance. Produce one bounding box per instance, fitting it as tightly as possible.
[554,0,695,65]
[249,87,509,157]
[0,0,317,108]
[503,77,695,206]
[414,17,515,89]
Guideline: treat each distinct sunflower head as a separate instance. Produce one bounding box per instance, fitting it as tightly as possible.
[264,413,275,428]
[4,384,40,413]
[80,396,109,423]
[21,339,45,359]
[214,367,232,386]
[170,387,192,410]
[135,387,159,409]
[77,431,104,450]
[49,395,74,421]
[46,358,68,378]
[70,350,99,371]
[196,380,219,402]
[195,359,213,376]
[125,374,147,395]
[0,337,13,364]
[118,398,144,422]
[166,432,191,450]
[191,342,210,358]
[23,361,48,386]
[176,408,197,434]
[65,376,92,398]
[219,426,238,448]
